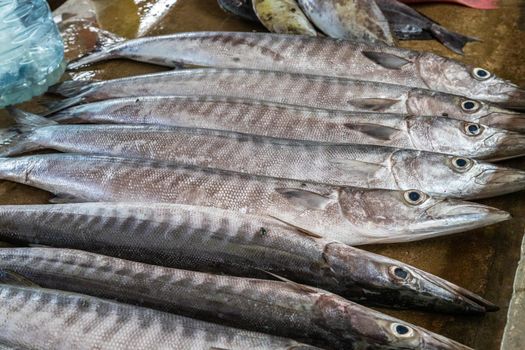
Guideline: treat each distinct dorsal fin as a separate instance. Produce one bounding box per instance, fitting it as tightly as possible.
[362,51,411,69]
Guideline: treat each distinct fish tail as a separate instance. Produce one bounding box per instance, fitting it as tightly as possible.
[42,80,94,114]
[67,29,126,70]
[68,47,121,70]
[0,109,55,156]
[430,24,479,55]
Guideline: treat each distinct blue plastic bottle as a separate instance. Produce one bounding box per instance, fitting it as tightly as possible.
[0,0,65,107]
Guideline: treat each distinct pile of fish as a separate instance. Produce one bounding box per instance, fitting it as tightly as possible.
[0,29,524,349]
[218,0,482,54]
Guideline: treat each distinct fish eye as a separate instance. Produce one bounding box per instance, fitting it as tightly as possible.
[472,67,491,80]
[461,100,481,113]
[390,266,410,281]
[391,323,414,337]
[463,122,484,136]
[403,190,428,206]
[451,157,474,173]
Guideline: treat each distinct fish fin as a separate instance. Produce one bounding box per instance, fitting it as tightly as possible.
[329,158,384,175]
[6,108,57,127]
[346,98,399,112]
[275,188,336,210]
[0,109,53,156]
[267,215,324,239]
[49,193,89,204]
[40,95,87,116]
[47,80,95,98]
[0,270,40,288]
[256,269,318,294]
[343,122,401,140]
[429,24,478,55]
[362,51,411,70]
[67,30,126,70]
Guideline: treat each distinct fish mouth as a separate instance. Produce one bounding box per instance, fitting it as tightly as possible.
[416,200,510,237]
[496,86,525,111]
[483,131,525,161]
[478,111,525,133]
[415,266,498,314]
[421,331,474,350]
[473,167,525,198]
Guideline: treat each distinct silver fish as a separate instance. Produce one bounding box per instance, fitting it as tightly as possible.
[253,0,318,36]
[46,97,525,160]
[67,31,525,107]
[2,115,525,199]
[297,0,395,44]
[0,283,319,350]
[0,247,474,349]
[0,202,497,314]
[47,69,524,132]
[0,154,509,245]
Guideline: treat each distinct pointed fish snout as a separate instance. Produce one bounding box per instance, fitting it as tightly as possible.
[427,200,510,230]
[472,166,525,198]
[420,270,499,314]
[422,332,474,350]
[479,112,525,132]
[498,87,525,111]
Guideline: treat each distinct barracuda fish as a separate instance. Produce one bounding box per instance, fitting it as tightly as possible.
[375,0,477,54]
[0,284,320,350]
[46,68,525,129]
[0,202,497,314]
[0,154,509,245]
[297,0,395,44]
[2,114,525,198]
[218,0,259,22]
[253,0,318,36]
[0,247,475,349]
[66,31,525,107]
[47,96,525,159]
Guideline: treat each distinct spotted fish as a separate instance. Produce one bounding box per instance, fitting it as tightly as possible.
[253,0,318,36]
[0,203,497,313]
[67,31,525,107]
[0,283,321,350]
[2,113,525,198]
[45,97,525,159]
[46,69,525,130]
[0,247,476,349]
[0,154,509,245]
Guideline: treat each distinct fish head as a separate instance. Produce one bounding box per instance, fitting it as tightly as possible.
[387,149,525,199]
[405,90,525,131]
[323,242,497,313]
[406,116,525,160]
[337,187,509,243]
[417,52,525,108]
[315,293,472,349]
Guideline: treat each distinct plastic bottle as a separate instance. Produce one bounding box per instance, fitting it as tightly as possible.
[0,0,65,107]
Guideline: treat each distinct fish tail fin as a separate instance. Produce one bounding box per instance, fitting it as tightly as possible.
[67,30,126,70]
[0,108,55,156]
[47,80,94,97]
[68,47,121,70]
[42,80,95,114]
[430,24,479,55]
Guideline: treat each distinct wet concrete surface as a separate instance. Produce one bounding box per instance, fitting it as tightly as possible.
[1,0,524,348]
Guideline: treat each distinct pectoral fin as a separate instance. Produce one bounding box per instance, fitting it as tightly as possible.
[0,270,40,288]
[49,193,89,204]
[329,159,385,176]
[275,188,336,210]
[344,123,401,140]
[267,215,324,238]
[362,51,411,70]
